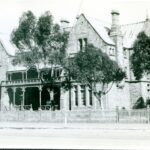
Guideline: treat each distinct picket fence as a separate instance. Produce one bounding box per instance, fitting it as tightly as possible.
[0,108,150,123]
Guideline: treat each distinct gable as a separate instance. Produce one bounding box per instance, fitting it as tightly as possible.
[67,14,115,55]
[84,15,114,45]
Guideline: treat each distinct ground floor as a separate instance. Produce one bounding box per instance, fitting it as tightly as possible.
[0,83,101,111]
[1,80,150,111]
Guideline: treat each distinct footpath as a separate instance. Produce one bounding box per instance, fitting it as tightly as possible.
[0,122,150,130]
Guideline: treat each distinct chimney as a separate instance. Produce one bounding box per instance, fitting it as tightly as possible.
[60,18,70,32]
[144,11,150,37]
[110,9,121,35]
[110,10,124,69]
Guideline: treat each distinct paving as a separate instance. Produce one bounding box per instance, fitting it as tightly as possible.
[0,121,150,130]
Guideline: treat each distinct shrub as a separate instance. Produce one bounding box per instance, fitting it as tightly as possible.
[146,98,150,107]
[133,97,146,109]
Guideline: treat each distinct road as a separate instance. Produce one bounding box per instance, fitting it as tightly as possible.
[0,127,150,149]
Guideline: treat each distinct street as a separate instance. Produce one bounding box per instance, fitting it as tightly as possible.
[0,125,150,149]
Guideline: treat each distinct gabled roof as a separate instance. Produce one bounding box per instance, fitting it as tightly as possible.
[121,21,148,48]
[0,33,16,56]
[82,14,115,45]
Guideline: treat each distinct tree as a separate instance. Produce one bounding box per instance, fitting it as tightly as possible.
[131,31,150,80]
[11,11,69,86]
[11,11,69,110]
[69,44,125,103]
[146,98,150,107]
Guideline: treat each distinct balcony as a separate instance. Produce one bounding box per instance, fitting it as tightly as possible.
[1,76,63,87]
[1,79,42,87]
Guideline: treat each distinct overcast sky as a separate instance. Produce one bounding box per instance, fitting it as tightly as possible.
[0,0,150,54]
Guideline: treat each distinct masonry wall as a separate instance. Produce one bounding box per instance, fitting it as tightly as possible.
[66,15,132,110]
[129,82,142,107]
[67,15,115,57]
[0,42,12,110]
[102,82,130,109]
[0,43,10,82]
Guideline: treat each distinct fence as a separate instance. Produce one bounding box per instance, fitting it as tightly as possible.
[0,108,149,123]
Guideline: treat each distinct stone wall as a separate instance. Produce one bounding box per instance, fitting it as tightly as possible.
[0,43,10,82]
[67,15,115,57]
[129,82,142,107]
[103,82,130,109]
[66,14,131,110]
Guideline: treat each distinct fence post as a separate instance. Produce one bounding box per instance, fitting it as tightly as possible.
[24,108,25,121]
[0,110,1,121]
[116,106,119,123]
[39,109,41,122]
[17,110,19,121]
[63,109,68,127]
[147,105,150,124]
[88,108,92,123]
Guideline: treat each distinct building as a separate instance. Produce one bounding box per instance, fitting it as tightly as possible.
[0,10,150,111]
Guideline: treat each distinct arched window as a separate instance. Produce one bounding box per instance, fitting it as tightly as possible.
[27,66,38,79]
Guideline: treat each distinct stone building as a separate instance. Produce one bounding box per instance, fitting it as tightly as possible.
[0,10,150,110]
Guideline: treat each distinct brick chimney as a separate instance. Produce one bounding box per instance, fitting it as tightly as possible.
[110,9,121,36]
[144,12,150,37]
[110,10,124,69]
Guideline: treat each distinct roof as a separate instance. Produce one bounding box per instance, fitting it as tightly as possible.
[0,33,16,56]
[82,14,150,49]
[121,21,148,48]
[8,63,62,72]
[8,65,27,72]
[83,14,115,45]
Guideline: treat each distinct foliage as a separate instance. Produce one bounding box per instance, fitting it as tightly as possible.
[131,31,150,80]
[146,98,150,107]
[11,10,69,74]
[11,11,125,104]
[69,44,125,99]
[133,97,146,109]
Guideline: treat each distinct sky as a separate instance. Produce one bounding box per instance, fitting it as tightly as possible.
[0,0,150,54]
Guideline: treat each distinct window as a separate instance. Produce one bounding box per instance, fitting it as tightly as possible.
[7,73,11,81]
[123,49,127,58]
[83,38,87,48]
[147,84,150,92]
[74,85,78,106]
[125,67,128,79]
[11,72,23,80]
[78,38,88,51]
[109,47,115,56]
[27,67,38,79]
[78,39,83,51]
[147,73,150,79]
[81,85,86,106]
[89,88,93,106]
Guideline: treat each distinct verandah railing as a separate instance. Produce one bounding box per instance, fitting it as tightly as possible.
[0,108,150,123]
